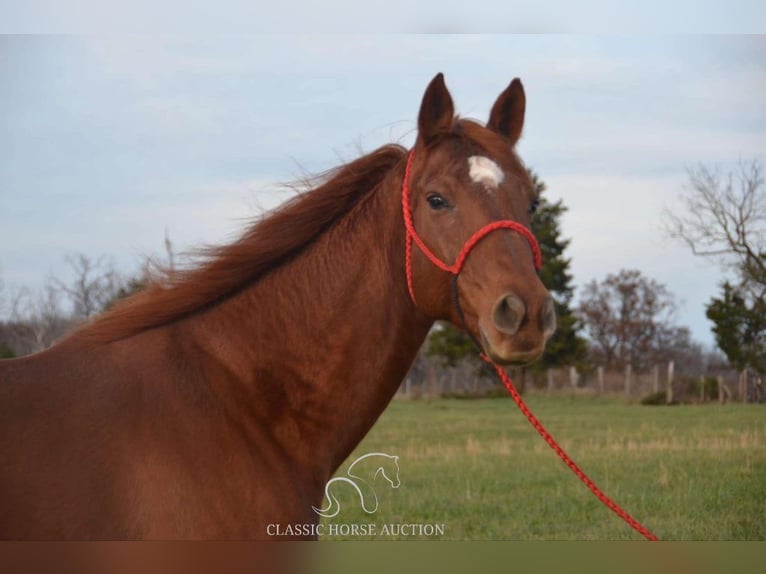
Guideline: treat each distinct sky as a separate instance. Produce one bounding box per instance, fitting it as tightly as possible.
[1,35,765,347]
[1,1,764,33]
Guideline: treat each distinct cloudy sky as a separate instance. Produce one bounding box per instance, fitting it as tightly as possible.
[2,35,765,346]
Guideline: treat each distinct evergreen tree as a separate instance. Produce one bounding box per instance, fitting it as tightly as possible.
[706,281,766,374]
[426,323,478,368]
[528,172,588,372]
[0,341,14,359]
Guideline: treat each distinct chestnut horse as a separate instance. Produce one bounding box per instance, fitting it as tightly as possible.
[0,74,555,539]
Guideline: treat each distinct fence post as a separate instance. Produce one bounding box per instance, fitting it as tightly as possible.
[428,364,436,397]
[699,375,705,403]
[739,369,747,402]
[597,366,604,394]
[518,367,528,395]
[666,361,675,404]
[717,375,724,404]
[569,366,578,389]
[625,364,632,396]
[652,364,659,394]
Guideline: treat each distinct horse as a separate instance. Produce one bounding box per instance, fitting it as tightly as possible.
[312,452,400,518]
[0,73,555,539]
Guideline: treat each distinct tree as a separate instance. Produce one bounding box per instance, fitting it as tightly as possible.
[529,172,587,372]
[54,254,124,320]
[577,269,681,372]
[426,322,480,368]
[706,281,766,374]
[0,269,13,358]
[0,242,169,357]
[425,321,495,381]
[0,342,14,359]
[1,265,69,356]
[5,283,72,354]
[665,158,766,372]
[102,275,147,311]
[665,159,765,286]
[1,254,129,356]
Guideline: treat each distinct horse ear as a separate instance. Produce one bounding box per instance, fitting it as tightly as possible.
[417,73,455,144]
[487,78,526,146]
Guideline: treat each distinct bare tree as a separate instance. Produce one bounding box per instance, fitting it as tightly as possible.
[664,158,766,287]
[0,249,164,357]
[54,254,124,320]
[6,283,73,354]
[578,269,681,372]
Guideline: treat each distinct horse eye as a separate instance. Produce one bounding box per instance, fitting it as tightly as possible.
[426,193,450,210]
[529,198,540,214]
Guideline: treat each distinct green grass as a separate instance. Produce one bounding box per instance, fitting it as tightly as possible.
[317,394,766,540]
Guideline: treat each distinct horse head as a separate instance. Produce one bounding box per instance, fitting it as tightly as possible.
[403,73,556,365]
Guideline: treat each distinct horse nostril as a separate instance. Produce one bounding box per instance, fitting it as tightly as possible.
[491,293,525,336]
[541,296,557,337]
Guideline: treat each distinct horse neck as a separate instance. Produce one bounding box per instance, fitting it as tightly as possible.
[183,167,432,482]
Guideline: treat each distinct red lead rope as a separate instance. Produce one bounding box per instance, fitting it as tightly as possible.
[402,150,658,541]
[489,360,659,540]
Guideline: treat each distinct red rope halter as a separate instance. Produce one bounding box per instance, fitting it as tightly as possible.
[401,150,542,303]
[401,150,658,541]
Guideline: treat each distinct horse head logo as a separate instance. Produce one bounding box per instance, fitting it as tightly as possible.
[312,452,400,518]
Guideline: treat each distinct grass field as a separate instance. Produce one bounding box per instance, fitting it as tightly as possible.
[317,394,766,540]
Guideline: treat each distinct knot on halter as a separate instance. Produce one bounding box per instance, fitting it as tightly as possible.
[400,150,542,305]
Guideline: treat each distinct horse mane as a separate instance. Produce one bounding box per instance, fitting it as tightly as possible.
[79,144,408,343]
